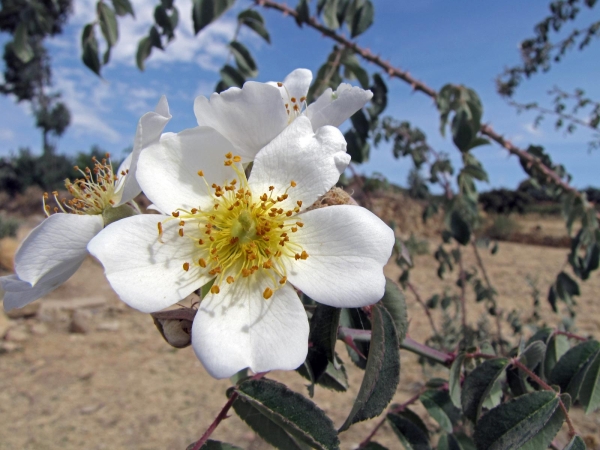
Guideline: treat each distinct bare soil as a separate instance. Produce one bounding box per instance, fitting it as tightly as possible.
[1,198,600,449]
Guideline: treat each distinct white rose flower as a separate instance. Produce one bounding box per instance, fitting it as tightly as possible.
[88,115,394,379]
[193,68,373,160]
[0,97,172,311]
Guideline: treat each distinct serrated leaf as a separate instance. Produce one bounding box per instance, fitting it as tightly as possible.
[450,210,471,246]
[229,41,257,78]
[339,303,400,431]
[350,0,374,38]
[461,358,509,422]
[564,436,587,450]
[449,353,465,408]
[473,391,559,450]
[516,393,570,450]
[579,349,600,413]
[419,390,460,433]
[380,278,407,343]
[232,394,305,450]
[235,379,339,450]
[238,9,270,43]
[112,0,135,16]
[220,64,245,88]
[186,440,244,450]
[98,2,119,46]
[82,24,101,75]
[136,36,152,71]
[13,23,34,63]
[549,340,600,394]
[387,409,432,450]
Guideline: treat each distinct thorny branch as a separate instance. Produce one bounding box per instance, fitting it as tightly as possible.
[255,0,600,219]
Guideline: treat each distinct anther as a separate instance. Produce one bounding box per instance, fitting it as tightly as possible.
[172,211,180,218]
[179,220,185,226]
[226,276,234,284]
[297,201,302,207]
[183,262,190,271]
[233,156,241,162]
[291,97,296,102]
[199,258,207,268]
[296,221,304,227]
[157,222,163,235]
[290,181,297,187]
[179,229,184,237]
[301,250,309,260]
[269,186,274,191]
[225,152,233,159]
[279,277,287,285]
[210,285,220,294]
[277,82,283,87]
[263,288,273,300]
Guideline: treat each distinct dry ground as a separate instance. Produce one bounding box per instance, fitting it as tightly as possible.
[1,206,600,449]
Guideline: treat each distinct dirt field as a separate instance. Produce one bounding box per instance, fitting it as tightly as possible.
[1,207,600,449]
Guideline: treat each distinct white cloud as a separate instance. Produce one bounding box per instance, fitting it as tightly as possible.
[0,128,15,142]
[523,122,543,137]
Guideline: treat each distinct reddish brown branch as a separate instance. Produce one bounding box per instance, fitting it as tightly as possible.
[406,281,440,337]
[256,0,598,218]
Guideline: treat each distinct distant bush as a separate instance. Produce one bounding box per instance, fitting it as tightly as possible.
[0,145,120,196]
[485,215,519,240]
[0,214,19,238]
[479,188,533,214]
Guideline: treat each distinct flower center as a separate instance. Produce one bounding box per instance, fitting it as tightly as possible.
[43,154,120,217]
[276,82,307,125]
[162,153,309,299]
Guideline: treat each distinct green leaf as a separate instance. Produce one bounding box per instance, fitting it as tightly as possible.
[322,0,340,29]
[387,409,432,450]
[339,307,371,368]
[380,278,408,344]
[136,36,152,71]
[516,394,570,450]
[232,394,305,450]
[186,440,244,450]
[461,358,509,422]
[466,137,491,150]
[342,54,370,89]
[349,0,374,38]
[112,0,135,16]
[437,434,463,450]
[544,333,569,379]
[461,164,488,182]
[238,9,270,43]
[316,356,349,392]
[154,5,171,31]
[98,1,119,46]
[579,349,600,413]
[220,64,245,88]
[549,340,600,395]
[304,304,341,381]
[149,26,163,49]
[361,443,389,450]
[508,341,546,396]
[344,129,370,163]
[449,353,465,408]
[556,272,580,303]
[82,24,101,75]
[564,436,587,450]
[419,390,460,433]
[339,303,400,431]
[295,0,310,25]
[229,41,257,78]
[450,210,471,246]
[368,73,388,118]
[192,0,234,34]
[473,391,559,450]
[235,378,339,450]
[13,23,34,63]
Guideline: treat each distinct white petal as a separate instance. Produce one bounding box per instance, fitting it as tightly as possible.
[192,276,309,379]
[305,84,373,131]
[248,116,350,211]
[284,205,394,308]
[137,126,237,215]
[113,96,172,206]
[268,68,312,105]
[14,214,103,286]
[88,214,211,313]
[194,82,287,160]
[2,258,81,311]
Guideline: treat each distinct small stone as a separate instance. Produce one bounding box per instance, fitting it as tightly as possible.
[96,321,119,332]
[30,322,48,335]
[69,310,92,334]
[4,327,30,342]
[6,302,40,319]
[80,403,104,415]
[0,237,19,271]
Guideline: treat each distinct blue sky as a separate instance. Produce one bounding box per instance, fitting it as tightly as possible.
[1,0,599,190]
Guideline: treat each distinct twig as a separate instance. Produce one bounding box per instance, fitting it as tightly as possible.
[553,330,588,342]
[406,281,440,337]
[255,0,599,220]
[511,358,576,438]
[190,372,267,450]
[457,247,467,334]
[400,336,454,365]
